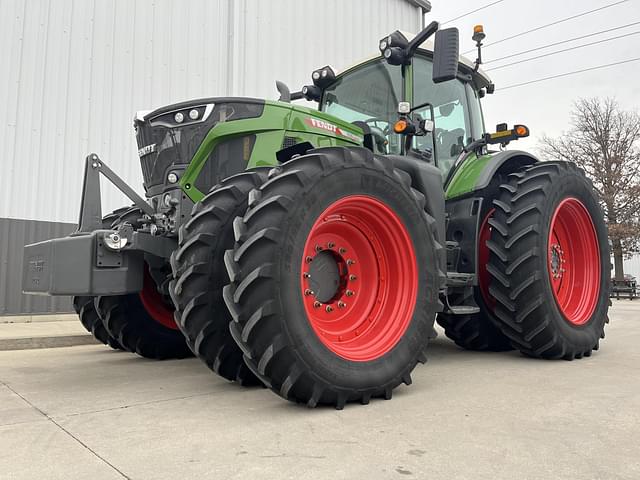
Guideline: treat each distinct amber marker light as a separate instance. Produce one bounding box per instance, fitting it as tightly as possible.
[394,119,408,133]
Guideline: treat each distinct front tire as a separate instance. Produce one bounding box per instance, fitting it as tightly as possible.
[169,171,268,385]
[73,296,121,350]
[95,267,192,360]
[71,206,142,350]
[224,147,441,408]
[487,161,610,359]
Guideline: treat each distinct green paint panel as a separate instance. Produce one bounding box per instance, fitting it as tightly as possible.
[285,104,364,145]
[180,101,366,202]
[445,152,494,199]
[180,104,291,202]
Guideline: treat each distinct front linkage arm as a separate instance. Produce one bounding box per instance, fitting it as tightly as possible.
[77,153,154,233]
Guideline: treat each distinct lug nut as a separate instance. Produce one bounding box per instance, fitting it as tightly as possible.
[325,305,333,313]
[347,259,355,266]
[346,290,354,297]
[349,275,357,281]
[304,289,313,296]
[303,272,311,279]
[338,301,347,309]
[305,256,313,263]
[313,301,322,309]
[339,247,347,254]
[315,245,323,252]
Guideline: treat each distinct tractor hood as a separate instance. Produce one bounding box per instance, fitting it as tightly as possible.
[133,96,364,196]
[133,97,266,190]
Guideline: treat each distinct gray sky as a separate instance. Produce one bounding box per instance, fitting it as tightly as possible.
[431,0,640,153]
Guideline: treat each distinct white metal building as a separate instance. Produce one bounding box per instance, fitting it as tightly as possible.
[0,0,429,314]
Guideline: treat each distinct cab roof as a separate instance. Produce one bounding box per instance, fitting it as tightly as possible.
[334,30,492,89]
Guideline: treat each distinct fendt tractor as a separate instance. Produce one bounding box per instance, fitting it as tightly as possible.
[23,13,610,409]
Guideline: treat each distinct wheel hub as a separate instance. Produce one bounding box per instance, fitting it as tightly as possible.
[304,245,356,310]
[306,249,349,304]
[549,243,566,280]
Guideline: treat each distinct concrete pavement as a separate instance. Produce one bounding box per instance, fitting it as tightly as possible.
[0,319,95,350]
[1,301,639,479]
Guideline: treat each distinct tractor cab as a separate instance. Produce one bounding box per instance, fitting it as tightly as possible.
[319,45,489,177]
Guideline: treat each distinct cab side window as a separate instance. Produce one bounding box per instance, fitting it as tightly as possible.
[413,56,473,175]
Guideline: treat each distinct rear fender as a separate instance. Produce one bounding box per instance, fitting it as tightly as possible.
[446,150,539,199]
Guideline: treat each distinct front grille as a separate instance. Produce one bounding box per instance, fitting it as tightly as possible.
[135,101,264,190]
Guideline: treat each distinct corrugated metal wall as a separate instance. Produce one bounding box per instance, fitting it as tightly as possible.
[0,0,422,224]
[0,0,423,314]
[0,218,75,314]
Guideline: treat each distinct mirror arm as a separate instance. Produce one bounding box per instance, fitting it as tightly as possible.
[404,21,439,59]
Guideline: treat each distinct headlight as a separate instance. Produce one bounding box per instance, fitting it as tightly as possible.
[167,172,179,184]
[174,112,184,123]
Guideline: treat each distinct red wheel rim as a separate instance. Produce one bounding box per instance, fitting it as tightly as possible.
[548,198,600,326]
[478,209,496,310]
[300,195,418,362]
[138,267,178,330]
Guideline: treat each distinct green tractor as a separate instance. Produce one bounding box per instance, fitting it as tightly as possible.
[23,18,610,408]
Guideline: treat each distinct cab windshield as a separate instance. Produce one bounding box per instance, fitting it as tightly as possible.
[321,59,404,155]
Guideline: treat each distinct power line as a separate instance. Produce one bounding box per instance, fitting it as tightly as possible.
[485,21,640,64]
[487,30,640,71]
[499,57,640,90]
[462,0,630,54]
[442,0,506,25]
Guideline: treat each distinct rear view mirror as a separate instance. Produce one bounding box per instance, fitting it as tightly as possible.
[432,28,459,84]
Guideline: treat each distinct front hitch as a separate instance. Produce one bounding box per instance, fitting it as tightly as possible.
[22,154,176,297]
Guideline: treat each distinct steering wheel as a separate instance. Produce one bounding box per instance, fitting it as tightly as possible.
[364,117,390,136]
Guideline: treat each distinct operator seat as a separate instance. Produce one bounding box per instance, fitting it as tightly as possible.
[436,127,465,172]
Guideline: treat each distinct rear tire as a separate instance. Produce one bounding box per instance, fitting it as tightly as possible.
[487,161,610,359]
[437,182,512,352]
[224,147,441,408]
[436,312,511,351]
[169,170,268,385]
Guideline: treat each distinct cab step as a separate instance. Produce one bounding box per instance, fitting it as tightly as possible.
[447,305,480,315]
[446,272,475,287]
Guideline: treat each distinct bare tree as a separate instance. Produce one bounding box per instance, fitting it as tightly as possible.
[540,97,640,280]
